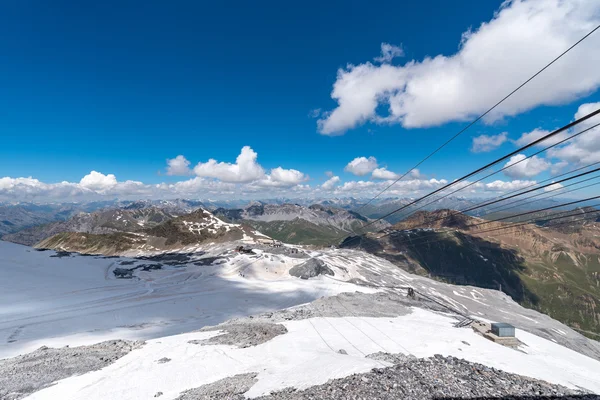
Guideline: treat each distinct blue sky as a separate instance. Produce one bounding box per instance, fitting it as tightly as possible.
[1,0,600,202]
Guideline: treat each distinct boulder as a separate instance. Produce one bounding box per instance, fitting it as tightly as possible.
[289,258,334,280]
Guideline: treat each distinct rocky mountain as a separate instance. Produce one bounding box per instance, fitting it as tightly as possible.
[3,206,178,246]
[0,203,90,237]
[341,208,600,338]
[213,203,390,245]
[35,208,271,256]
[355,197,478,224]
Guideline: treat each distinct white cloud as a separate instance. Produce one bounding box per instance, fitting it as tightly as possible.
[547,102,600,164]
[409,169,424,179]
[0,146,318,202]
[193,146,266,183]
[318,0,600,135]
[269,167,308,185]
[0,172,544,203]
[372,167,399,180]
[544,182,564,191]
[336,180,377,192]
[166,155,192,176]
[514,128,569,147]
[484,179,537,191]
[0,177,90,200]
[334,178,448,197]
[344,156,378,176]
[253,167,309,188]
[168,177,235,194]
[374,42,404,63]
[551,160,569,174]
[503,154,551,178]
[471,132,508,153]
[321,176,341,190]
[79,171,118,191]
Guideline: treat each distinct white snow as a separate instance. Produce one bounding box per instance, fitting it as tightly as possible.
[0,241,370,359]
[24,308,600,400]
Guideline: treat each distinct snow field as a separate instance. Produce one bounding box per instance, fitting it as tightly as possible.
[24,308,600,400]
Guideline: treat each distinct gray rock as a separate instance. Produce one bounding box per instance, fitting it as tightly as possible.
[0,340,143,400]
[289,258,334,280]
[175,373,258,400]
[198,322,288,348]
[253,354,598,400]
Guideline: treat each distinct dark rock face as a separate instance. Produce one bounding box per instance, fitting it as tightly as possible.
[289,258,334,280]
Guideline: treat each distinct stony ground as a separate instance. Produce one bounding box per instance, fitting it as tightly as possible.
[0,340,143,400]
[178,354,599,400]
[218,291,428,325]
[175,373,258,400]
[196,322,288,348]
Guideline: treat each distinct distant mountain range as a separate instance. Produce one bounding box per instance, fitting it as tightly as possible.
[1,195,583,240]
[35,208,270,256]
[213,203,389,245]
[3,201,390,247]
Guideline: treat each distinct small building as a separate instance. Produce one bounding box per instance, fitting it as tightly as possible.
[491,322,515,337]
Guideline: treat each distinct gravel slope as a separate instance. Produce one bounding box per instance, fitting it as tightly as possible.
[0,340,143,400]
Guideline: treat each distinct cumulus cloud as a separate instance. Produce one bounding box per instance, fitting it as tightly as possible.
[551,160,569,174]
[193,146,266,183]
[372,167,399,180]
[544,182,564,191]
[471,132,508,153]
[269,167,308,185]
[334,178,448,197]
[0,172,543,202]
[0,177,89,200]
[79,171,118,191]
[0,147,310,201]
[344,156,378,176]
[409,169,424,179]
[547,102,600,164]
[503,154,551,178]
[484,179,537,191]
[253,167,309,188]
[514,127,569,147]
[321,176,341,190]
[318,0,600,135]
[166,155,192,176]
[374,42,404,63]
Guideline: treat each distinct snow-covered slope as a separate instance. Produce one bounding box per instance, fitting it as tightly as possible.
[23,309,600,400]
[0,241,365,359]
[2,240,600,398]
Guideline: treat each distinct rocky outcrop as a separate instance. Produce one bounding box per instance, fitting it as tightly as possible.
[289,258,334,279]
